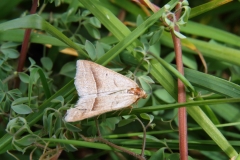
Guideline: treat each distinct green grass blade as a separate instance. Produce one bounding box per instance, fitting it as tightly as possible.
[38,68,51,99]
[190,0,233,18]
[184,68,240,98]
[181,21,240,48]
[0,14,88,57]
[187,106,238,158]
[161,32,240,66]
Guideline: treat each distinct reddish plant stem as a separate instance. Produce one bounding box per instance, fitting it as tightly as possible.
[135,1,188,158]
[15,0,38,88]
[171,2,188,160]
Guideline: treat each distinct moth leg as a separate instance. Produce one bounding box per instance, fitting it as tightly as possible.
[111,109,120,115]
[112,106,133,116]
[95,117,102,137]
[127,106,133,114]
[96,114,100,119]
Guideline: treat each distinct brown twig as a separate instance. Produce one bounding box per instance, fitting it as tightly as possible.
[136,118,147,157]
[96,137,145,160]
[14,0,38,88]
[94,118,145,160]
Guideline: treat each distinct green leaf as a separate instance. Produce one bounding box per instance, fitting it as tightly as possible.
[59,61,76,78]
[149,30,163,45]
[18,72,29,83]
[162,32,240,66]
[149,148,165,160]
[54,116,62,133]
[184,67,240,98]
[47,113,54,137]
[140,113,154,123]
[96,41,105,59]
[166,153,180,160]
[177,6,191,25]
[11,104,33,114]
[118,116,137,127]
[138,75,154,93]
[40,57,53,71]
[1,48,19,59]
[15,135,37,146]
[8,88,22,95]
[12,96,37,106]
[181,21,240,48]
[0,80,7,91]
[38,68,51,98]
[88,17,101,28]
[182,53,197,70]
[12,142,26,153]
[1,63,12,72]
[139,75,155,84]
[55,0,61,6]
[0,92,5,103]
[2,98,11,112]
[173,30,186,39]
[85,40,96,60]
[153,88,175,103]
[59,133,78,152]
[64,122,81,132]
[28,57,36,67]
[0,14,88,57]
[145,135,161,142]
[43,110,48,131]
[84,23,100,39]
[0,42,19,49]
[102,117,121,131]
[82,10,91,17]
[29,68,40,84]
[234,154,240,160]
[51,96,64,104]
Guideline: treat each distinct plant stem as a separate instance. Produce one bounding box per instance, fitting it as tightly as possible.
[142,1,189,158]
[15,0,38,88]
[96,137,145,160]
[94,118,145,160]
[95,118,102,137]
[136,118,147,157]
[171,2,188,160]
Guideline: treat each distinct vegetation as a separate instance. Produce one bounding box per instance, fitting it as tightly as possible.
[0,0,240,159]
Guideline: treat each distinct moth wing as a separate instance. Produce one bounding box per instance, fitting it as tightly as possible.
[64,93,139,122]
[75,60,139,96]
[93,93,139,112]
[65,96,95,122]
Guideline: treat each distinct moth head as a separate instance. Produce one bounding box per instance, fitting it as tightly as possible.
[128,88,147,99]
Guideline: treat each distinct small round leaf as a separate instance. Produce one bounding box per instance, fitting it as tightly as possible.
[59,62,76,78]
[41,57,53,71]
[19,72,30,83]
[140,113,154,123]
[1,49,19,59]
[11,104,33,114]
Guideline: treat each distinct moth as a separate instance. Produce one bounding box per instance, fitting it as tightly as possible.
[65,60,147,122]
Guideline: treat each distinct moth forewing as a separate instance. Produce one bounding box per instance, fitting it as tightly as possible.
[64,60,147,122]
